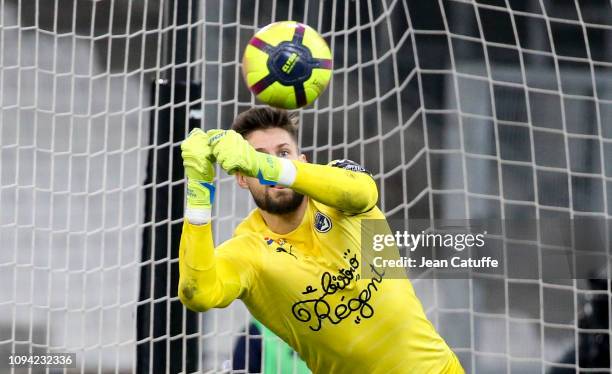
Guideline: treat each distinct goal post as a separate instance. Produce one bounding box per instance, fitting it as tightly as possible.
[0,0,610,373]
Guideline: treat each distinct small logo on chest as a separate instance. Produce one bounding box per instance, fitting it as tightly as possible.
[264,237,297,259]
[314,211,332,233]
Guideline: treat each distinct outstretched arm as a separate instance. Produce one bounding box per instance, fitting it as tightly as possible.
[207,129,378,214]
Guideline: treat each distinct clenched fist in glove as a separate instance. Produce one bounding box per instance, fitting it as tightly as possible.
[206,129,295,186]
[181,128,216,225]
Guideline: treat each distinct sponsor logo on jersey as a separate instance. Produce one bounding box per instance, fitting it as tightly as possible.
[314,211,332,233]
[291,248,385,331]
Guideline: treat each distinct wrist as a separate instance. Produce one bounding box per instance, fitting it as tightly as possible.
[185,179,215,225]
[253,154,297,187]
[185,207,212,226]
[276,158,297,186]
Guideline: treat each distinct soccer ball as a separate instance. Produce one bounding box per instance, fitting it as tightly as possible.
[242,21,333,109]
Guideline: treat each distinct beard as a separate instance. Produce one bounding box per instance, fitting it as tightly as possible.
[251,187,305,215]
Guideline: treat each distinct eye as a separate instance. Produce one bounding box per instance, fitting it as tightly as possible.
[278,150,290,158]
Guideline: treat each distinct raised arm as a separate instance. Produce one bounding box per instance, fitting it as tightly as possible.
[178,129,253,312]
[207,129,378,214]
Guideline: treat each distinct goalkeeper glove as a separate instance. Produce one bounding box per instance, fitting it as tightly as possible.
[206,129,296,186]
[181,128,216,225]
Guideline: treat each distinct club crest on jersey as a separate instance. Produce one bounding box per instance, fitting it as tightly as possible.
[314,211,332,233]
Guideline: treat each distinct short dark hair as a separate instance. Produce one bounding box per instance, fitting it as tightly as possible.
[231,107,298,143]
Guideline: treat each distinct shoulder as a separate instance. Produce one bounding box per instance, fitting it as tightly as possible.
[327,159,372,175]
[217,233,263,254]
[233,208,265,237]
[215,210,266,257]
[216,231,264,273]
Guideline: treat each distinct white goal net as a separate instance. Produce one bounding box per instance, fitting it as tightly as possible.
[0,0,610,373]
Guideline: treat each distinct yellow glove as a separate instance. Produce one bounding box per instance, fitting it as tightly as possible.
[206,129,284,185]
[180,128,215,225]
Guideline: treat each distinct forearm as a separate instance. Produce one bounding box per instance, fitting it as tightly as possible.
[178,221,242,312]
[204,129,378,213]
[283,160,378,214]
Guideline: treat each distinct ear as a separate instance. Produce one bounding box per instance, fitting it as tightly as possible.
[297,153,307,162]
[235,172,249,189]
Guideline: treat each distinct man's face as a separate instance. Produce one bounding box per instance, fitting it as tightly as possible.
[238,127,306,215]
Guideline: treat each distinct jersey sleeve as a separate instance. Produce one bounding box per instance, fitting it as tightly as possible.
[178,221,259,312]
[290,159,378,214]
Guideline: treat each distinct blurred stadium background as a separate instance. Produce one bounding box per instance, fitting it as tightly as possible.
[0,0,611,373]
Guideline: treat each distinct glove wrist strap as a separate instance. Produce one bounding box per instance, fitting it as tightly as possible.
[185,179,215,225]
[277,158,297,186]
[185,208,211,226]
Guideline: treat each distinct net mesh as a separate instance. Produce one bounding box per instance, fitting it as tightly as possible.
[0,0,610,373]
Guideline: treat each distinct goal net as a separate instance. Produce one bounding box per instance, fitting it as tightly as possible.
[0,0,610,373]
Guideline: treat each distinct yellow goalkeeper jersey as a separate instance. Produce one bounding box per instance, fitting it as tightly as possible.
[179,160,463,374]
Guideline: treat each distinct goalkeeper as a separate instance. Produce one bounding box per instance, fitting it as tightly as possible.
[178,107,464,373]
